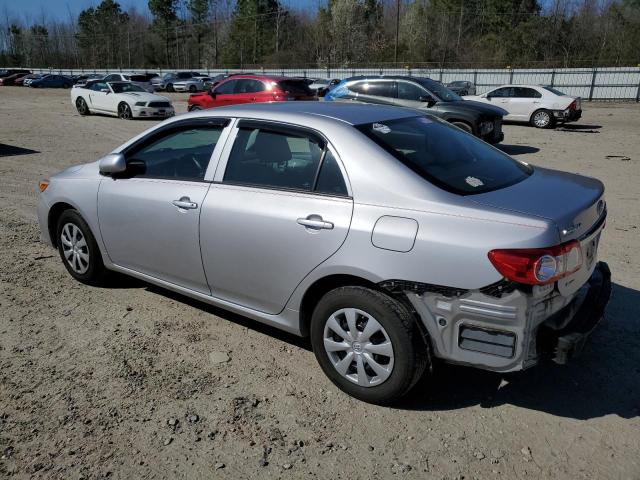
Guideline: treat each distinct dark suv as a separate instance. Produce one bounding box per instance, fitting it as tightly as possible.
[325,76,506,144]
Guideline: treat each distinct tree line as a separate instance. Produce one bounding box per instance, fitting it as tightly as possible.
[1,0,639,70]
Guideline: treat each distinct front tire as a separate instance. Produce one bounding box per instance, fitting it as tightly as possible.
[189,85,197,92]
[166,83,174,92]
[530,109,555,129]
[189,105,202,111]
[310,286,428,405]
[56,210,107,286]
[118,102,133,120]
[76,97,90,116]
[451,121,473,134]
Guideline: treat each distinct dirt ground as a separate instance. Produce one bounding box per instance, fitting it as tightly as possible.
[0,86,639,480]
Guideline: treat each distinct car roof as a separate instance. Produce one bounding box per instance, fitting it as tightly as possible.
[342,75,432,82]
[219,74,306,82]
[183,101,421,126]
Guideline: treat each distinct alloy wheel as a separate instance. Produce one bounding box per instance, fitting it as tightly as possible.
[60,223,90,274]
[76,98,87,115]
[118,103,132,120]
[533,110,551,128]
[323,308,394,387]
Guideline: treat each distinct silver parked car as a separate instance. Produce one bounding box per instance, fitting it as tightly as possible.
[37,102,610,404]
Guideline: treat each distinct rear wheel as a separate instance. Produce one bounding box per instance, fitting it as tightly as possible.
[56,210,107,286]
[189,85,197,92]
[310,286,428,405]
[118,102,133,120]
[76,97,90,116]
[189,105,202,111]
[530,109,555,129]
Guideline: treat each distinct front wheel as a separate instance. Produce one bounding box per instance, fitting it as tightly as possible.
[56,210,107,286]
[451,121,473,134]
[189,105,202,111]
[189,85,197,92]
[166,83,174,92]
[76,97,90,116]
[530,109,555,129]
[310,286,428,405]
[118,102,133,120]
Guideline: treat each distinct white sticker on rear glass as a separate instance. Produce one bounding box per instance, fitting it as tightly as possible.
[372,123,391,134]
[465,176,484,187]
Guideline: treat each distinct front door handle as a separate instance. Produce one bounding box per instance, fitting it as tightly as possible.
[172,196,198,210]
[297,215,334,230]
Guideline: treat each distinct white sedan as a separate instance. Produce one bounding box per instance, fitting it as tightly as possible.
[464,85,581,128]
[71,81,175,119]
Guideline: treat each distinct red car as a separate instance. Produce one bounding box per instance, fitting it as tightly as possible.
[0,72,30,86]
[188,75,316,111]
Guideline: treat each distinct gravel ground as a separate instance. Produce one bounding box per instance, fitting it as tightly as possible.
[1,86,639,479]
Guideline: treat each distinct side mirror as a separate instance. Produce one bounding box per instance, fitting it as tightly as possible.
[99,153,126,174]
[101,88,110,93]
[209,89,217,98]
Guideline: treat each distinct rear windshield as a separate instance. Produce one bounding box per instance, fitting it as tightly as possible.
[276,80,312,95]
[543,86,566,96]
[356,116,532,195]
[129,75,148,82]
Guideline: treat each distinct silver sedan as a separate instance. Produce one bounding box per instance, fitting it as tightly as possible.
[37,102,610,404]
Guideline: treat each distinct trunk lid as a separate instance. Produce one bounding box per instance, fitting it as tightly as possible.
[470,166,605,242]
[471,167,606,296]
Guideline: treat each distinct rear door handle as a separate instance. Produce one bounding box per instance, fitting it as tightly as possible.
[297,215,334,230]
[172,196,198,210]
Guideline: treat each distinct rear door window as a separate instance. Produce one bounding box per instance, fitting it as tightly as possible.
[351,81,395,98]
[224,123,347,195]
[397,81,426,101]
[236,79,266,93]
[513,87,542,98]
[356,116,531,195]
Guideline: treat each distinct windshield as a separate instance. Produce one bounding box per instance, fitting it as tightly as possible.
[448,81,466,87]
[543,86,567,96]
[415,78,462,102]
[356,116,531,195]
[109,82,146,93]
[276,80,313,95]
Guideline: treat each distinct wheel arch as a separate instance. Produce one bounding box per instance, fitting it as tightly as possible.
[295,273,425,338]
[47,201,76,248]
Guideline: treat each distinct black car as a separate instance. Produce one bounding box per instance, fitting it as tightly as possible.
[325,75,506,144]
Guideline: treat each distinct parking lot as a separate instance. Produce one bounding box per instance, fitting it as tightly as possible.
[0,86,639,479]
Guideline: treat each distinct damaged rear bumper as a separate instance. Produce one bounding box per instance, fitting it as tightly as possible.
[537,261,611,364]
[396,261,611,373]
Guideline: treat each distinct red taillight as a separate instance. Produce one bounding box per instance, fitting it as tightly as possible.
[488,240,582,285]
[569,100,577,110]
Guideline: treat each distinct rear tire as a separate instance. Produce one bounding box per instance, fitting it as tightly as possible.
[189,105,202,111]
[56,210,107,286]
[530,109,555,129]
[310,286,427,405]
[189,85,197,92]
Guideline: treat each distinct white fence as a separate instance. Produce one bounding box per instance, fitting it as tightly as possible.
[23,66,640,101]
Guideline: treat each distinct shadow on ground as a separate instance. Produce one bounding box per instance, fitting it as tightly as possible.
[401,282,640,420]
[497,144,540,155]
[555,124,602,133]
[0,144,39,157]
[113,273,639,421]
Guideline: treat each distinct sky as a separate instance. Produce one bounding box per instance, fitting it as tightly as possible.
[0,0,323,23]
